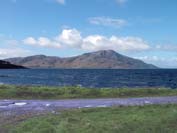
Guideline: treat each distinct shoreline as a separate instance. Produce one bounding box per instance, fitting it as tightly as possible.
[1,97,177,132]
[1,85,177,132]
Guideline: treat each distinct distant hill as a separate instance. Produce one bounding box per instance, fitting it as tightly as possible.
[0,60,26,69]
[5,50,158,69]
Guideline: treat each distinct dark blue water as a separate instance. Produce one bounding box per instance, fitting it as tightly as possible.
[0,69,177,88]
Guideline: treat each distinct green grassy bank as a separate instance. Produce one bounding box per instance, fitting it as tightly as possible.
[0,85,177,99]
[9,104,177,133]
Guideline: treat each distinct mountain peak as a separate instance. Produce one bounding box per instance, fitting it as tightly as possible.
[94,50,117,55]
[83,50,118,58]
[28,55,47,58]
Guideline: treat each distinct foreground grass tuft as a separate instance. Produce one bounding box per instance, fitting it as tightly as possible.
[10,104,177,133]
[0,85,177,99]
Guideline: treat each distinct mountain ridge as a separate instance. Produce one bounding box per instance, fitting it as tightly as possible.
[4,50,158,69]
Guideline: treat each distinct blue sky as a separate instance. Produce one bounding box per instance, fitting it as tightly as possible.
[0,0,177,68]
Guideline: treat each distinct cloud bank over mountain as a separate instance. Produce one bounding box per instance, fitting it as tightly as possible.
[23,28,150,52]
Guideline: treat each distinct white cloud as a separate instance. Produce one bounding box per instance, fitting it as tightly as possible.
[116,0,127,5]
[57,29,82,48]
[23,37,61,48]
[55,0,65,5]
[0,48,31,59]
[23,37,37,45]
[110,36,150,51]
[82,35,149,51]
[23,28,150,52]
[82,35,110,51]
[38,37,52,47]
[89,17,127,28]
[135,56,164,62]
[134,56,177,68]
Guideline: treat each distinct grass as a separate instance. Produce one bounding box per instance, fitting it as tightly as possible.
[9,104,177,133]
[1,85,177,132]
[0,85,177,99]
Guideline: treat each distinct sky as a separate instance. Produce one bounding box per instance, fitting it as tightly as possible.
[0,0,177,68]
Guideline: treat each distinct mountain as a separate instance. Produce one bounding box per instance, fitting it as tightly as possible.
[5,50,158,69]
[0,60,26,69]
